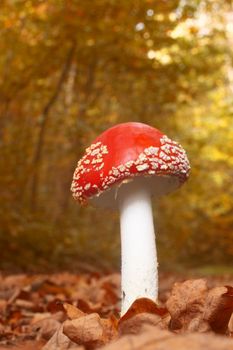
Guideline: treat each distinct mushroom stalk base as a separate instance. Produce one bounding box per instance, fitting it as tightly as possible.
[118,180,158,316]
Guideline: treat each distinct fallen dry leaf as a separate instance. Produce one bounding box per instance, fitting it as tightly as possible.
[119,312,168,335]
[31,317,61,340]
[35,280,70,298]
[228,313,233,336]
[203,286,233,334]
[166,279,209,332]
[120,297,167,321]
[76,298,102,314]
[99,325,233,350]
[0,341,45,350]
[42,324,82,350]
[63,313,117,349]
[166,279,233,334]
[118,298,168,335]
[63,303,85,320]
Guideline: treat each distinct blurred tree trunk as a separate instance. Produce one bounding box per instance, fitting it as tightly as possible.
[30,43,76,210]
[55,57,99,220]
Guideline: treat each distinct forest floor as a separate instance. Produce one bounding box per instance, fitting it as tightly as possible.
[0,269,232,350]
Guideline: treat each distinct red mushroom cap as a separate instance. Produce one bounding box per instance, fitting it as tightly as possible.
[71,122,190,206]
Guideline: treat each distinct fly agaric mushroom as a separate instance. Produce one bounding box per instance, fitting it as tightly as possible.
[71,122,190,315]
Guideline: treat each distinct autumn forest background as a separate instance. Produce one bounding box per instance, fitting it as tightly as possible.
[0,0,232,273]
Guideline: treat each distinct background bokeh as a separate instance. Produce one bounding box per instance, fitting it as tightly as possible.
[0,0,232,272]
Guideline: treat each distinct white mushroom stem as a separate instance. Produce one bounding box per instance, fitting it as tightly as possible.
[118,179,158,316]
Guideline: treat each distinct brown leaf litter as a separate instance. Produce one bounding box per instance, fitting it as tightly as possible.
[0,272,232,350]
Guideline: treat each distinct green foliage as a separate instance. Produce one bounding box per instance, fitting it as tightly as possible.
[158,87,233,267]
[0,0,232,270]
